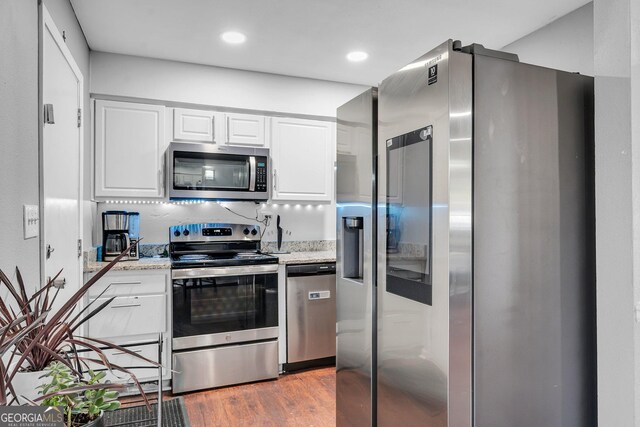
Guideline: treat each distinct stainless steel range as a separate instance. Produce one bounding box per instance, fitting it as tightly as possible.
[170,223,279,394]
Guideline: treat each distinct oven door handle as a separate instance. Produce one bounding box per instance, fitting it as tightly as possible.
[171,263,278,279]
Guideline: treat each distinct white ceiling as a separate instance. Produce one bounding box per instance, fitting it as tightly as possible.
[70,0,589,86]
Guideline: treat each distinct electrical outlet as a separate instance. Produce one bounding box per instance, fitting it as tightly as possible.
[259,207,274,217]
[23,205,39,239]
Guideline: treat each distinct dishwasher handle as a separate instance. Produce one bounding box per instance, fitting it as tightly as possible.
[287,263,336,277]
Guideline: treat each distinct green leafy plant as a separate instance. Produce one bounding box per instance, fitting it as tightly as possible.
[38,362,122,427]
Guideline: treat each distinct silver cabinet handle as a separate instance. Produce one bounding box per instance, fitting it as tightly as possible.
[110,303,142,309]
[109,281,142,286]
[273,168,278,191]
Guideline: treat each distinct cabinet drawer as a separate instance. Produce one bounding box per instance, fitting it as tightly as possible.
[87,295,166,339]
[84,341,167,383]
[88,271,167,298]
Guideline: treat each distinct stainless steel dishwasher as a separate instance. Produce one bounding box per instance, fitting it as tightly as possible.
[286,263,336,368]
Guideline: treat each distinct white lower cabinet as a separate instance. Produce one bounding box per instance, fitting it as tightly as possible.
[270,117,335,202]
[83,269,170,383]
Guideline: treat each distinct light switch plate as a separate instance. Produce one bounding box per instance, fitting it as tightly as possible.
[23,205,39,239]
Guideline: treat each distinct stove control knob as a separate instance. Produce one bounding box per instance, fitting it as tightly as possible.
[173,230,181,237]
[251,228,258,236]
[243,228,250,235]
[183,229,190,236]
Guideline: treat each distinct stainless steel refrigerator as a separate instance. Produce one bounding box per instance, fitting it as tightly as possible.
[336,40,596,427]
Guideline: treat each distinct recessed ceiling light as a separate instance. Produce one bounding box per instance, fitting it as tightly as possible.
[221,31,246,44]
[346,51,368,62]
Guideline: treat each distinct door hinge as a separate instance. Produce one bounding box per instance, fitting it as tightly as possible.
[77,108,82,128]
[77,239,82,258]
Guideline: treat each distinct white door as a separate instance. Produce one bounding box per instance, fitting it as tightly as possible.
[94,100,165,199]
[271,117,334,201]
[42,6,83,308]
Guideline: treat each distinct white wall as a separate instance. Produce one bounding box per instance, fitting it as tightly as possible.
[594,0,640,423]
[0,0,91,288]
[0,0,40,287]
[89,52,368,246]
[502,2,593,76]
[90,52,368,118]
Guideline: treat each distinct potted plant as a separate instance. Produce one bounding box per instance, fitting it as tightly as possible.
[0,311,49,404]
[36,361,123,427]
[0,249,161,405]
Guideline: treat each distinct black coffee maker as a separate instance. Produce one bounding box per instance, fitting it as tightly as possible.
[102,211,139,261]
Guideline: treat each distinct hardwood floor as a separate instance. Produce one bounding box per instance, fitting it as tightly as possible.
[176,366,336,427]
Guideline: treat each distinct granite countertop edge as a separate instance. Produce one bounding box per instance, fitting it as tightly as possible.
[271,251,336,265]
[84,258,171,273]
[84,251,337,273]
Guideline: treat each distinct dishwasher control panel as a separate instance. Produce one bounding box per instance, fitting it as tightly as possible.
[309,290,331,300]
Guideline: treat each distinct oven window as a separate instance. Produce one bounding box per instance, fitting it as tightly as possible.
[385,125,433,305]
[172,273,278,338]
[173,151,250,191]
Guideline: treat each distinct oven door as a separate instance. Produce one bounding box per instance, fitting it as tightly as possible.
[168,142,269,201]
[172,264,278,350]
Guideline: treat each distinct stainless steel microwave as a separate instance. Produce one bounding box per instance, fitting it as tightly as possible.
[167,142,270,201]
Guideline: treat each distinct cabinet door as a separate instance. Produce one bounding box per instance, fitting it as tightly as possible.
[225,113,267,147]
[94,100,165,199]
[271,117,335,201]
[173,108,216,143]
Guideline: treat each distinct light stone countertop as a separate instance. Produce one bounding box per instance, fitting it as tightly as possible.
[84,257,171,273]
[84,251,337,273]
[271,251,336,265]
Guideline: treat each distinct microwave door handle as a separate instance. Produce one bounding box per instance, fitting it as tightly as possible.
[249,156,256,192]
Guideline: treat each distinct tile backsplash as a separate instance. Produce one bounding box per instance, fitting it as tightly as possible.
[87,240,335,262]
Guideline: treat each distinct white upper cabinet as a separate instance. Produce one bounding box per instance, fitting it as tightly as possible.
[173,108,220,143]
[270,117,335,202]
[224,113,268,147]
[94,100,166,199]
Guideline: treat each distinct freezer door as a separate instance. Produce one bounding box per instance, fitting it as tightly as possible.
[336,88,377,427]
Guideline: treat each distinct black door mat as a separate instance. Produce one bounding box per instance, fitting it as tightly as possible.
[104,397,191,427]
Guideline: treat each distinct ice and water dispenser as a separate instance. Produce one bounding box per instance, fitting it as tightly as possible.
[341,216,364,280]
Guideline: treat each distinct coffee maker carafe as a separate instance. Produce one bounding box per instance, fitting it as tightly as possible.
[102,211,139,262]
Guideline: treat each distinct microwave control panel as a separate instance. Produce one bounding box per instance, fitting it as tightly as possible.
[255,157,268,192]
